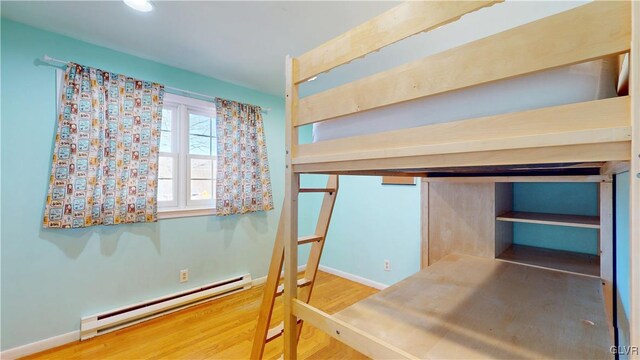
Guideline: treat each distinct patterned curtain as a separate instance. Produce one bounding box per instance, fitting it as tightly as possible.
[215,98,273,215]
[43,63,164,228]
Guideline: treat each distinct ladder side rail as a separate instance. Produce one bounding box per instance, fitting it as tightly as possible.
[250,207,285,359]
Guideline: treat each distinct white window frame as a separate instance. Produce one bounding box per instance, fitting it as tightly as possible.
[158,93,217,219]
[185,107,217,208]
[158,104,179,208]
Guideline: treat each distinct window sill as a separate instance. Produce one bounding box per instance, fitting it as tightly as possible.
[158,207,216,220]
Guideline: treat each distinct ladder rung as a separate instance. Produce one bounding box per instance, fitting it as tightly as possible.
[298,234,324,245]
[266,320,302,342]
[299,188,337,193]
[276,278,313,296]
[266,323,283,342]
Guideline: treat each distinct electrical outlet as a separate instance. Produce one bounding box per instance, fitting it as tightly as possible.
[384,260,391,272]
[179,269,189,283]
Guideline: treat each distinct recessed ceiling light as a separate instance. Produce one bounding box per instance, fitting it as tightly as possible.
[123,0,153,12]
[307,76,318,82]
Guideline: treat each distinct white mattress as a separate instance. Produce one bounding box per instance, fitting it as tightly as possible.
[312,58,618,142]
[310,1,619,143]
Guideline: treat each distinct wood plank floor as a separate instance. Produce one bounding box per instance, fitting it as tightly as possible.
[24,271,378,359]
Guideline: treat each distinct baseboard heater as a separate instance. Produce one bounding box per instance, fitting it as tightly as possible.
[80,274,252,340]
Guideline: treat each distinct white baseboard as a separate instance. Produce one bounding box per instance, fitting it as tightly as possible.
[251,264,307,287]
[2,265,380,359]
[1,330,80,360]
[252,263,387,290]
[251,275,268,287]
[318,265,388,290]
[3,272,262,359]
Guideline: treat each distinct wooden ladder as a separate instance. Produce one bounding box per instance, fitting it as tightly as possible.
[251,175,339,359]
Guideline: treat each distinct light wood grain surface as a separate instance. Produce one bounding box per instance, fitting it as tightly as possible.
[428,182,496,264]
[496,211,600,229]
[497,244,600,278]
[295,1,499,83]
[296,97,630,166]
[335,254,611,359]
[298,1,630,125]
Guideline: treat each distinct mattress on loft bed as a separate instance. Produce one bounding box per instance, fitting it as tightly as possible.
[334,254,611,359]
[312,58,619,142]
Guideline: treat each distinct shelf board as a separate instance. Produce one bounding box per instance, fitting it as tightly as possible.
[497,244,600,277]
[496,211,600,229]
[335,254,609,359]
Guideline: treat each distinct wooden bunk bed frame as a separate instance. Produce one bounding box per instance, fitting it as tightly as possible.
[282,1,639,359]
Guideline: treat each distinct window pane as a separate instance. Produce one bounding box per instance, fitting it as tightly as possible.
[158,179,173,202]
[160,130,172,153]
[161,109,172,131]
[190,180,213,200]
[189,135,211,155]
[189,113,211,136]
[158,156,173,178]
[190,158,213,179]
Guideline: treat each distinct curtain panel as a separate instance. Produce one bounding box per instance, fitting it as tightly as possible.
[43,63,164,228]
[215,98,273,215]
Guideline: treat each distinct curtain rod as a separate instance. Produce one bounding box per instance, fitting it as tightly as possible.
[40,55,271,114]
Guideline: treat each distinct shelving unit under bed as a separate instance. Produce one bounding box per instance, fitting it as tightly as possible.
[280,1,639,359]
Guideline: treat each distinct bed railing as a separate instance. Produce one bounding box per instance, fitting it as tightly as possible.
[282,1,636,359]
[293,1,500,84]
[285,1,632,175]
[296,1,630,126]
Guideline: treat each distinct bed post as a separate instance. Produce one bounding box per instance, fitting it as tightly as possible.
[630,2,640,358]
[283,55,300,360]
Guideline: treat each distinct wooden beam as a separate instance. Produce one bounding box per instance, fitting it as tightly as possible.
[600,182,614,330]
[295,1,500,83]
[423,175,610,183]
[250,204,285,359]
[420,180,429,269]
[313,170,428,177]
[293,142,631,173]
[297,1,631,126]
[630,1,640,356]
[600,161,630,175]
[296,97,631,165]
[292,300,418,360]
[283,55,300,360]
[297,127,629,165]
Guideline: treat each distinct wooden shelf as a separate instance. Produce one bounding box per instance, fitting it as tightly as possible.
[497,244,600,277]
[335,254,609,359]
[496,211,600,229]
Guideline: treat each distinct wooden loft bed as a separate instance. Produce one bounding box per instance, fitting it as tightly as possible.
[281,1,639,359]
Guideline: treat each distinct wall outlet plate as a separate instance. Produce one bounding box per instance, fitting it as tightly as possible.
[180,269,189,283]
[384,260,391,272]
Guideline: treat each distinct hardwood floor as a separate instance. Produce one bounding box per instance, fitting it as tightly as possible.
[24,271,378,359]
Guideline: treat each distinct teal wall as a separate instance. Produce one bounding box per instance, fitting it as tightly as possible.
[298,173,421,286]
[1,17,632,354]
[311,181,599,290]
[512,182,599,255]
[615,172,630,347]
[0,19,316,350]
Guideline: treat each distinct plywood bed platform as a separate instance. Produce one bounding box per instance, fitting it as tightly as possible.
[333,254,610,359]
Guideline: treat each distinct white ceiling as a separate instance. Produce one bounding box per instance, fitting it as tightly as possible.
[1,1,398,96]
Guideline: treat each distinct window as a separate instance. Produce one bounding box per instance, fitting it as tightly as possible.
[158,93,217,217]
